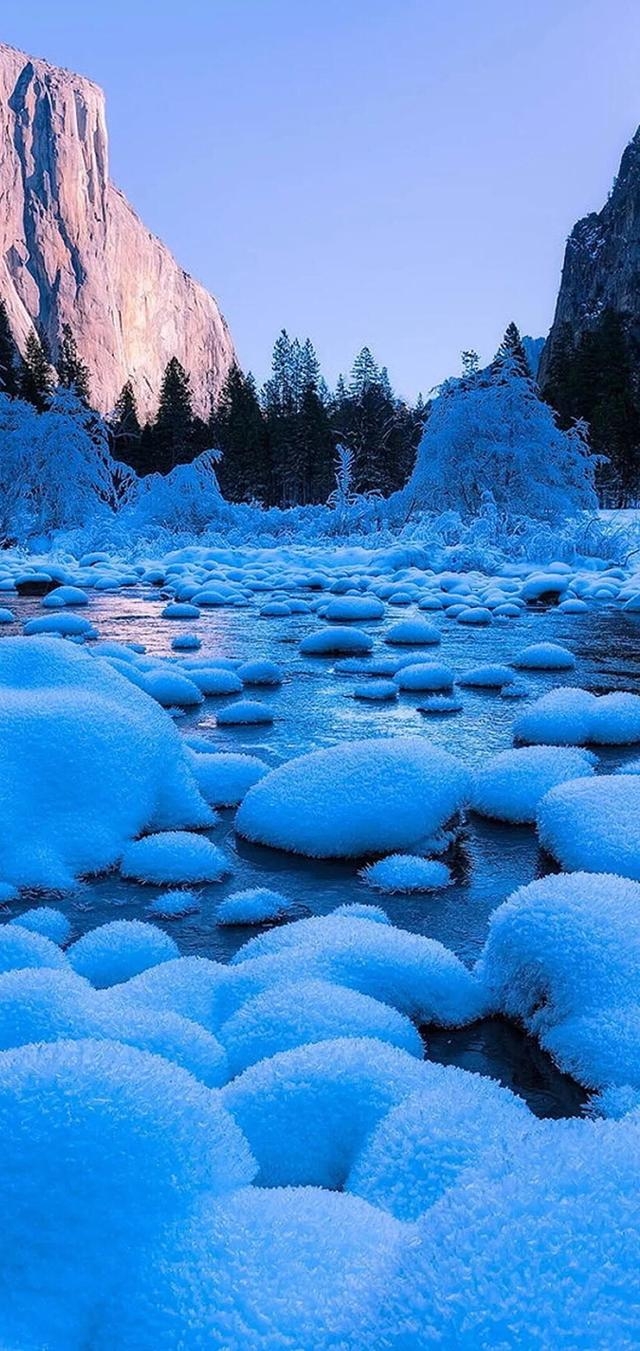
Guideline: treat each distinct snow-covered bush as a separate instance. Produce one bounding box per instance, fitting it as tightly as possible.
[119,449,239,535]
[0,389,129,541]
[400,356,598,522]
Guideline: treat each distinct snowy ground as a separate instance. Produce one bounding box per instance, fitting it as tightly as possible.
[2,544,640,1346]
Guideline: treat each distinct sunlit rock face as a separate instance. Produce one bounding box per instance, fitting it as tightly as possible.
[0,43,235,418]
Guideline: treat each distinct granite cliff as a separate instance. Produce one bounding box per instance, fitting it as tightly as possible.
[0,43,235,419]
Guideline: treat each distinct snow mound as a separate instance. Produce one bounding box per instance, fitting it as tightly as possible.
[361,854,452,893]
[216,699,275,725]
[161,601,201,619]
[187,666,243,695]
[395,662,454,691]
[472,745,595,823]
[537,774,640,877]
[42,585,89,608]
[135,667,204,707]
[23,613,96,638]
[323,595,385,621]
[332,902,390,924]
[230,914,486,1026]
[0,923,68,974]
[352,679,398,701]
[219,977,423,1076]
[419,694,463,715]
[221,1036,428,1186]
[456,607,492,625]
[478,870,640,1089]
[217,887,295,926]
[147,889,201,918]
[122,1186,411,1351]
[348,1069,531,1219]
[0,638,212,890]
[236,736,469,858]
[513,686,597,745]
[300,626,373,655]
[385,618,440,645]
[170,633,201,651]
[458,664,514,688]
[589,692,640,744]
[0,966,228,1087]
[9,906,71,945]
[68,920,179,987]
[394,1115,640,1348]
[187,750,268,806]
[236,659,283,686]
[118,955,230,1034]
[260,600,291,617]
[520,572,570,602]
[121,831,231,884]
[0,1038,254,1348]
[513,641,576,670]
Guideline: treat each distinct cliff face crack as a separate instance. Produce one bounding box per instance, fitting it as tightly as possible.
[0,42,234,417]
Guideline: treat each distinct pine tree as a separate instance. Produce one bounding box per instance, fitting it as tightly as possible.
[333,347,407,494]
[349,346,380,394]
[110,381,143,471]
[261,332,303,504]
[153,358,195,472]
[542,310,640,504]
[495,322,531,378]
[213,363,271,502]
[0,300,19,396]
[461,350,480,381]
[19,331,54,412]
[56,323,91,403]
[298,379,335,503]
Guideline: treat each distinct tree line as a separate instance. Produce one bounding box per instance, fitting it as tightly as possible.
[540,308,640,505]
[0,302,426,507]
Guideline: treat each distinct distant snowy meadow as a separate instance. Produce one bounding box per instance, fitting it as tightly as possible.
[1,535,640,1345]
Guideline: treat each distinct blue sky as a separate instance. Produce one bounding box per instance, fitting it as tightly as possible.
[3,0,640,398]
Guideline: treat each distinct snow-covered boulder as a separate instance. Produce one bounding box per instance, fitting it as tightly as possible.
[0,638,212,891]
[216,699,275,725]
[229,914,486,1027]
[478,870,640,1089]
[512,641,575,670]
[121,831,231,884]
[217,887,295,926]
[187,751,268,807]
[385,619,440,646]
[219,977,423,1076]
[472,745,595,823]
[67,920,179,987]
[300,627,373,656]
[537,775,640,878]
[221,1037,428,1187]
[0,1039,253,1348]
[513,687,597,746]
[361,855,452,893]
[235,737,469,859]
[347,1069,531,1219]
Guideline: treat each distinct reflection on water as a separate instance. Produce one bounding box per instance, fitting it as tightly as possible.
[6,584,640,1115]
